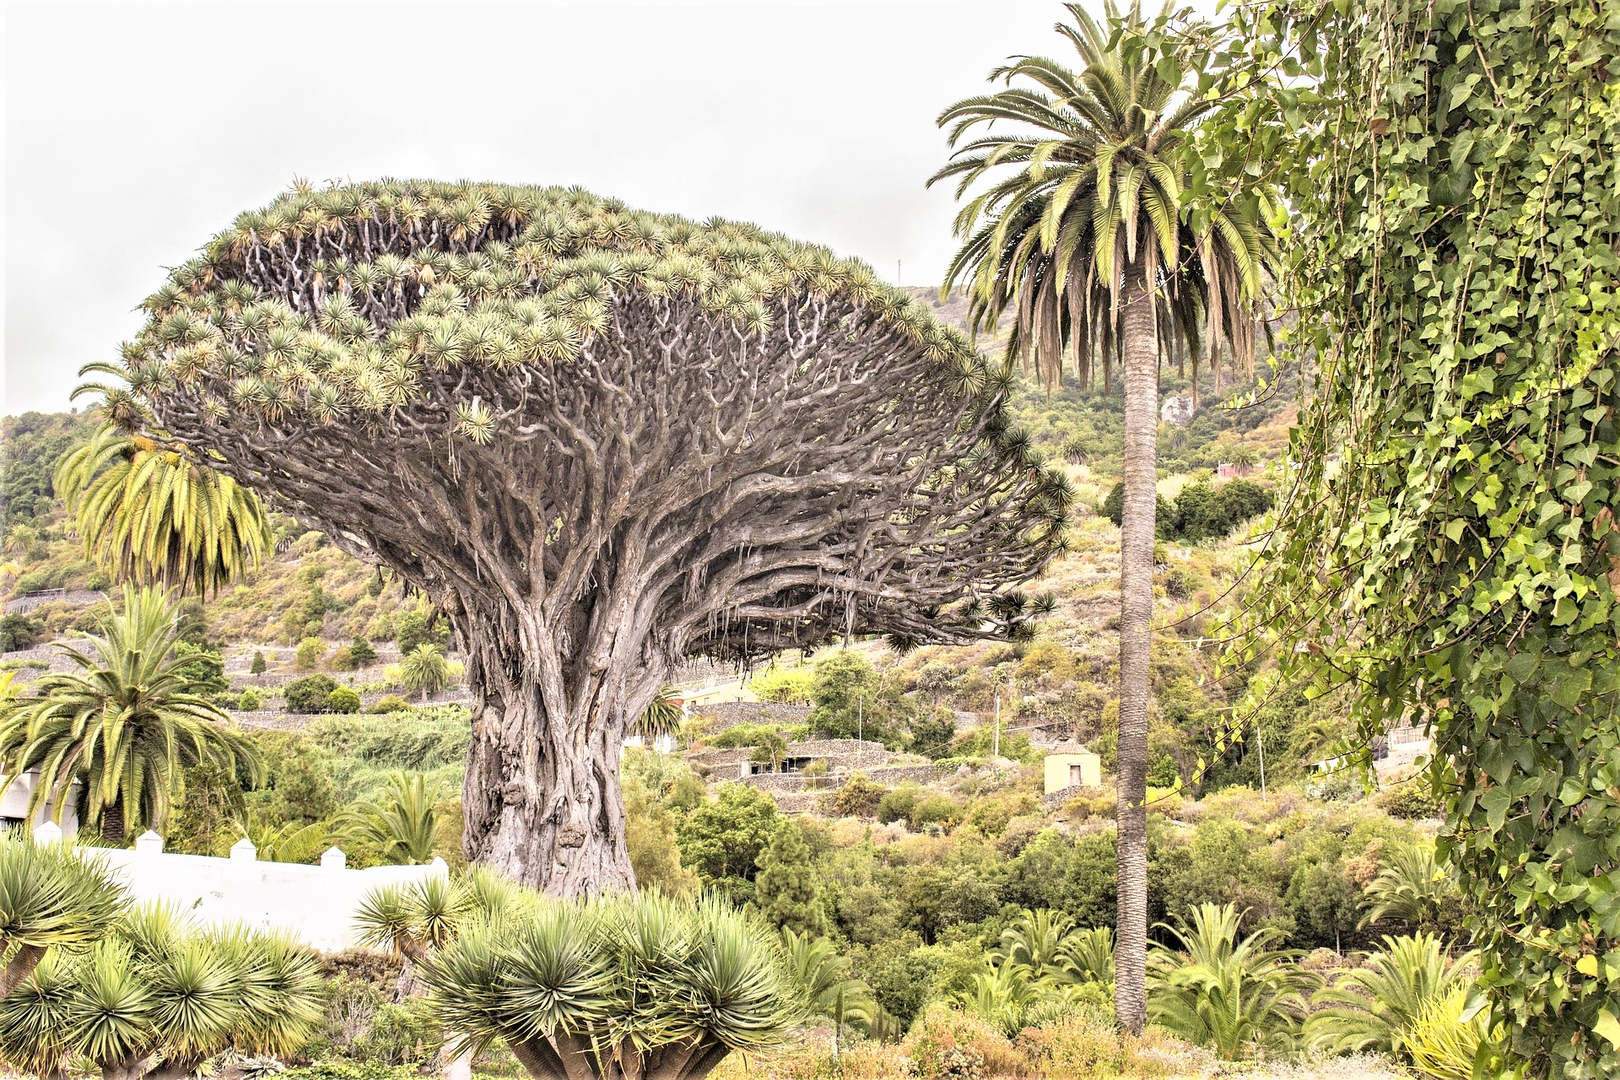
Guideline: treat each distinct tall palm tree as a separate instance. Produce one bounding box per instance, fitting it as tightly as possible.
[0,587,261,842]
[931,1,1280,1033]
[54,424,271,597]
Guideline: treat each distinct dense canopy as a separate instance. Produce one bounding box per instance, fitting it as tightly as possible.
[115,180,1066,660]
[106,180,1068,892]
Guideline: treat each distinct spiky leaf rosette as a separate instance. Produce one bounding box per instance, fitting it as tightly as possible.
[108,180,1067,669]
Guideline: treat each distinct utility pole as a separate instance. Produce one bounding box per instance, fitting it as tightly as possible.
[992,687,1001,757]
[1257,724,1268,795]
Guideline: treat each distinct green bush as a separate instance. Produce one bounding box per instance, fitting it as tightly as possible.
[1377,778,1443,820]
[821,773,887,818]
[367,694,413,714]
[878,784,963,832]
[354,997,442,1065]
[674,783,781,902]
[326,686,362,714]
[749,666,814,703]
[1102,478,1272,542]
[394,606,449,655]
[295,636,326,671]
[348,637,378,667]
[286,674,340,713]
[0,612,42,652]
[237,688,263,710]
[709,722,805,749]
[280,1064,425,1080]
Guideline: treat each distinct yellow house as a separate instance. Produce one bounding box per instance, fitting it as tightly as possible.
[1043,743,1102,795]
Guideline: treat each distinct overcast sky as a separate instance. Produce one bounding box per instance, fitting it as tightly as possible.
[2,0,1147,415]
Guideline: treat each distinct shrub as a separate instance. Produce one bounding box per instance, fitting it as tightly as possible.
[821,773,887,818]
[710,722,803,749]
[1016,1009,1202,1078]
[1103,481,1175,538]
[250,649,268,675]
[675,784,781,901]
[902,1005,1024,1080]
[285,674,340,713]
[393,606,449,655]
[877,784,962,832]
[237,688,263,710]
[311,708,469,771]
[348,637,378,667]
[963,791,1039,837]
[1377,778,1443,820]
[367,694,413,714]
[853,932,938,1028]
[326,686,362,714]
[280,1064,424,1080]
[1403,987,1488,1080]
[249,732,339,824]
[0,612,41,652]
[750,666,814,703]
[295,636,325,671]
[907,707,957,759]
[354,997,442,1065]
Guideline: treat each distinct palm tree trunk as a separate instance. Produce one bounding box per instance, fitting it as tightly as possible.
[1114,268,1158,1036]
[101,801,127,846]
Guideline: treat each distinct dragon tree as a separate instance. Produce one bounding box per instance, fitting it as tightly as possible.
[98,180,1068,894]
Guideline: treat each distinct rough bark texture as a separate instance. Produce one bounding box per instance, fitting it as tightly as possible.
[0,943,45,998]
[1113,271,1157,1036]
[127,184,1066,894]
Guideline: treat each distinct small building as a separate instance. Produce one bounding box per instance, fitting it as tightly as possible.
[1043,743,1101,795]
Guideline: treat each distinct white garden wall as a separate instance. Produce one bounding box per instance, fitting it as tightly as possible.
[35,823,446,953]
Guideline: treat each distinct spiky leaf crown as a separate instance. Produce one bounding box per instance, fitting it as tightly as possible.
[119,180,1014,433]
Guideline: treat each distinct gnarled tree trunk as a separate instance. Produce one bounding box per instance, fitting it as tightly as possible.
[457,611,665,896]
[1114,268,1158,1036]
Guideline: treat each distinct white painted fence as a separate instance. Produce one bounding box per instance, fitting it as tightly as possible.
[33,822,447,953]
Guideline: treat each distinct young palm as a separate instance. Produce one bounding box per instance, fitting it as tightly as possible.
[398,643,452,702]
[341,771,439,864]
[1360,841,1466,935]
[931,1,1280,1033]
[779,927,881,1036]
[0,586,261,841]
[1306,933,1478,1059]
[54,424,271,596]
[1147,903,1312,1059]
